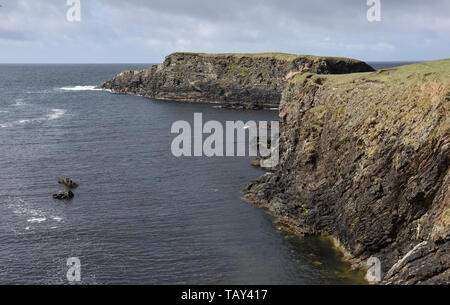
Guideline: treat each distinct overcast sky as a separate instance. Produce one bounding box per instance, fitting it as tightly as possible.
[0,0,449,63]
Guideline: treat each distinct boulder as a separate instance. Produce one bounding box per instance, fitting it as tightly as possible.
[58,177,78,188]
[52,189,74,200]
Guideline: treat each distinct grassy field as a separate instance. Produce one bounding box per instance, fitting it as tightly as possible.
[291,58,450,86]
[170,52,365,64]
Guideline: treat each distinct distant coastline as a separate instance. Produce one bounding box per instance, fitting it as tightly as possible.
[98,52,374,109]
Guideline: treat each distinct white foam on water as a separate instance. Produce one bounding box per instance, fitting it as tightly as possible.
[0,109,67,128]
[7,197,64,231]
[60,85,112,92]
[9,198,45,218]
[47,109,66,120]
[27,217,47,223]
[13,99,26,107]
[52,216,63,222]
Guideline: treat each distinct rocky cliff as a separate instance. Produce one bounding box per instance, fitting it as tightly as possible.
[98,52,374,108]
[244,59,450,284]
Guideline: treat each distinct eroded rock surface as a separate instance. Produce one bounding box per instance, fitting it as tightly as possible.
[58,177,78,188]
[244,60,450,284]
[98,52,374,107]
[52,189,74,200]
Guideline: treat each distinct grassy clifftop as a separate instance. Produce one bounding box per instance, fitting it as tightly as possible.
[245,58,450,284]
[100,52,374,106]
[170,52,366,64]
[292,58,450,84]
[286,59,450,150]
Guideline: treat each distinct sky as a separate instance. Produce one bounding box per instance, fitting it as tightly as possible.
[0,0,449,63]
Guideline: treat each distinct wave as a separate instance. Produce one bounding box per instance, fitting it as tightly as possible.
[1,122,14,128]
[27,217,47,224]
[7,197,64,231]
[13,99,26,107]
[0,109,67,128]
[47,109,66,120]
[60,85,111,92]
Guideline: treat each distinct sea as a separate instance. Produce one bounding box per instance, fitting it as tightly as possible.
[0,62,412,284]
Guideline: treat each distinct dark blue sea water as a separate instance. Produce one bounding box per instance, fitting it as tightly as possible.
[368,61,419,70]
[0,63,384,284]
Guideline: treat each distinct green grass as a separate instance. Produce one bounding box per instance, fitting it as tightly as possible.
[287,58,449,155]
[291,58,450,85]
[169,52,365,64]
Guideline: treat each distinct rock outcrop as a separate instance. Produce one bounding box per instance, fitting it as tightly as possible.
[98,52,374,107]
[53,178,78,200]
[52,189,74,200]
[244,59,450,284]
[58,177,78,188]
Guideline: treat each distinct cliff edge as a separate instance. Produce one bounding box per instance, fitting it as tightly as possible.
[98,52,374,107]
[244,59,450,284]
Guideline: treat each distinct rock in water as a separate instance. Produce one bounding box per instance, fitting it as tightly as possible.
[98,52,374,108]
[250,158,261,167]
[58,177,78,188]
[52,189,74,200]
[244,59,450,285]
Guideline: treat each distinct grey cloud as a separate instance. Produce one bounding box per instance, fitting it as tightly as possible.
[0,0,448,63]
[0,28,30,41]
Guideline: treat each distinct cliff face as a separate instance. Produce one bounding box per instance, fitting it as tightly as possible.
[244,60,450,284]
[98,52,374,107]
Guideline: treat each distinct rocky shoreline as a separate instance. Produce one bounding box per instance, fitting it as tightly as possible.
[100,53,449,284]
[98,52,374,107]
[244,59,449,284]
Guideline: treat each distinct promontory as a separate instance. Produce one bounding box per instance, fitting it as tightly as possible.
[98,52,374,108]
[244,59,449,284]
[99,53,449,284]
